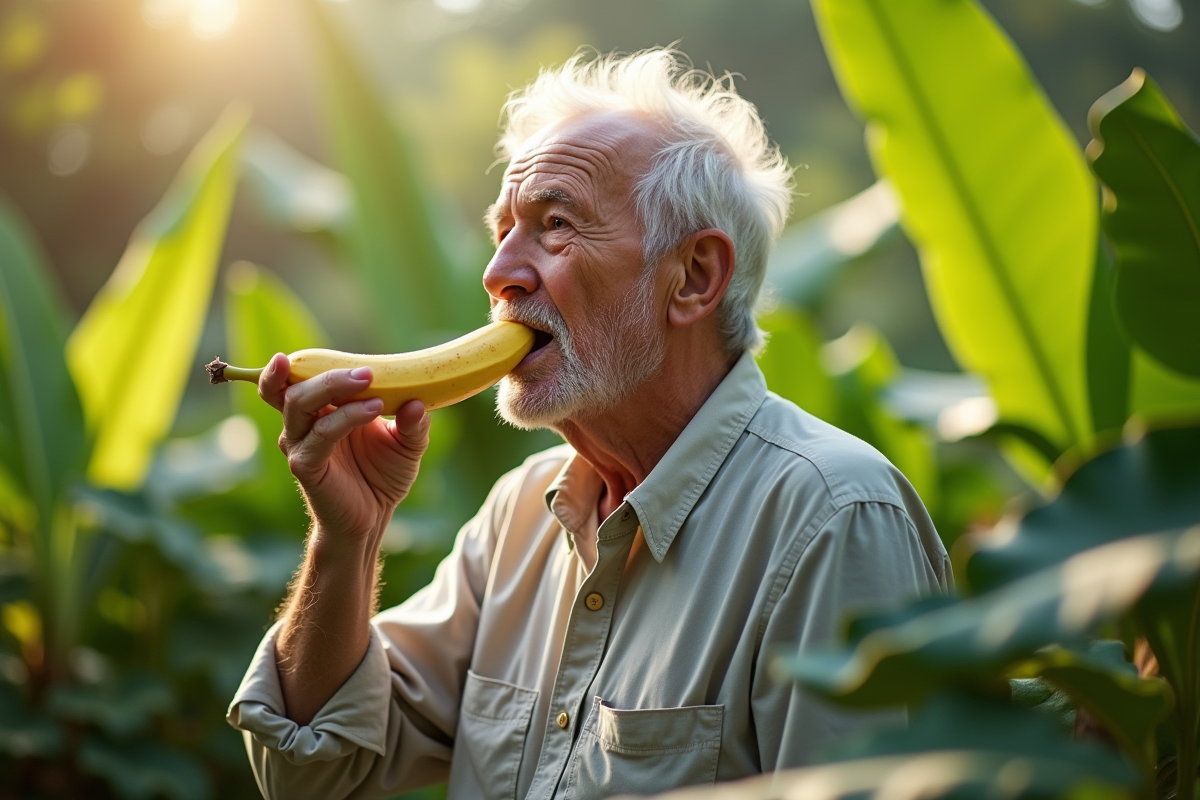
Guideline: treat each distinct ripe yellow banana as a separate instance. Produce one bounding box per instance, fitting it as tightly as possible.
[206,321,535,413]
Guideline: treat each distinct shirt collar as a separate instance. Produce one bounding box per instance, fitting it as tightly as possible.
[543,350,768,563]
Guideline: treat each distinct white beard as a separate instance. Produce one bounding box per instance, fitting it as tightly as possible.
[491,268,665,431]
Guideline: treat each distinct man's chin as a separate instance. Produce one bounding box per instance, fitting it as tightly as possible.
[495,379,571,432]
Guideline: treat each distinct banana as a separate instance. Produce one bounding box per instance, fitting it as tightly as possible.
[206,321,535,413]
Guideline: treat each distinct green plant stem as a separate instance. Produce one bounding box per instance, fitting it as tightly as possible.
[222,365,265,383]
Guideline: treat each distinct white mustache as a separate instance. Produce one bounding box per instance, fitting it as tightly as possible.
[490,298,571,343]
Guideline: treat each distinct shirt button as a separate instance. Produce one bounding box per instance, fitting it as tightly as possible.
[585,593,604,611]
[556,711,570,729]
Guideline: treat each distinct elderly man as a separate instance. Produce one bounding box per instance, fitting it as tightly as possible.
[228,48,950,800]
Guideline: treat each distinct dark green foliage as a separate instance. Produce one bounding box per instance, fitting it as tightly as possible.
[1087,70,1200,379]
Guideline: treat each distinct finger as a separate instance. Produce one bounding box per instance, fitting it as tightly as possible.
[387,400,430,454]
[282,366,372,443]
[258,353,291,411]
[289,397,385,480]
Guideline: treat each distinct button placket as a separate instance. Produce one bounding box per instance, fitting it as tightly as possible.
[526,508,637,800]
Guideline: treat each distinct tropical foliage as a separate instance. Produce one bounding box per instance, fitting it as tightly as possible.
[1,0,1197,798]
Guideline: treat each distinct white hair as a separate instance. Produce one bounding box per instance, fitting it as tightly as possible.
[498,47,794,356]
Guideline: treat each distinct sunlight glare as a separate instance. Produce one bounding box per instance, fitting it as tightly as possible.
[190,0,239,40]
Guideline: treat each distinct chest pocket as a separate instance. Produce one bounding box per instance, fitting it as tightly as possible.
[448,671,538,800]
[564,698,723,799]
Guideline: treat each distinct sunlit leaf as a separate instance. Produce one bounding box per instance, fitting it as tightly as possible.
[303,0,475,349]
[1086,70,1200,379]
[67,105,248,491]
[0,193,87,535]
[811,0,1096,453]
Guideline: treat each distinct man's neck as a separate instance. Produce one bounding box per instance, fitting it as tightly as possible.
[555,343,737,521]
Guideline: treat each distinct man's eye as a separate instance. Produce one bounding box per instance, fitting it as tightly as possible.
[551,217,566,229]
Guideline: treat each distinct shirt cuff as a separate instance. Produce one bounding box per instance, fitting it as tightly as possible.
[226,622,391,764]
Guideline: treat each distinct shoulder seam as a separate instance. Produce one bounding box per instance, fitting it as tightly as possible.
[752,499,920,651]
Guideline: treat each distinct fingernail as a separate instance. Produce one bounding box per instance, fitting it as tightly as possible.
[350,367,371,381]
[364,398,384,413]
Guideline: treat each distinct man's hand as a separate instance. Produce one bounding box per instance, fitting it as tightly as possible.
[257,352,430,726]
[258,352,430,548]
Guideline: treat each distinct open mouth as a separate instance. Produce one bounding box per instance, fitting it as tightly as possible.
[529,327,554,354]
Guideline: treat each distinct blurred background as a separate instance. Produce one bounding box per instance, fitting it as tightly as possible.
[0,0,1196,797]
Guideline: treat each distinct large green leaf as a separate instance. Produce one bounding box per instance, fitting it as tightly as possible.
[811,0,1095,452]
[1085,246,1131,435]
[781,526,1200,708]
[303,0,475,349]
[223,261,328,525]
[0,194,87,538]
[67,106,248,491]
[829,691,1138,792]
[1086,70,1200,379]
[1010,641,1172,775]
[965,425,1200,593]
[630,697,1138,800]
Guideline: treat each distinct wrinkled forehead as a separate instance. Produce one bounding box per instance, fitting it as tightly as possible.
[500,110,661,198]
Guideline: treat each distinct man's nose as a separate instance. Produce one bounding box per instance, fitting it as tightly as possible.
[482,235,540,302]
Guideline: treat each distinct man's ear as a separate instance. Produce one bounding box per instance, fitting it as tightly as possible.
[667,228,735,329]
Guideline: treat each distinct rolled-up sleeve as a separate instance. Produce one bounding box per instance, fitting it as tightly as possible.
[753,500,952,770]
[227,469,522,800]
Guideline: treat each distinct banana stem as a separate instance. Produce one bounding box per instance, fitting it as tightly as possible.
[205,356,264,385]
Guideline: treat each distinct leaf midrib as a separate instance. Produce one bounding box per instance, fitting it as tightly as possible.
[1121,117,1200,265]
[864,0,1082,446]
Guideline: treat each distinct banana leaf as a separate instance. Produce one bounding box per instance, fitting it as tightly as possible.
[810,0,1095,454]
[624,715,1136,800]
[67,105,248,491]
[302,0,476,349]
[1086,70,1200,379]
[781,527,1200,708]
[828,691,1138,791]
[1085,245,1131,435]
[223,261,328,529]
[1010,641,1172,775]
[0,194,87,547]
[965,424,1200,593]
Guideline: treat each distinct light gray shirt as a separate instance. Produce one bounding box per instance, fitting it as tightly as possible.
[227,351,951,800]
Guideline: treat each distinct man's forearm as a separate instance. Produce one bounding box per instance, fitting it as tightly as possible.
[275,524,384,727]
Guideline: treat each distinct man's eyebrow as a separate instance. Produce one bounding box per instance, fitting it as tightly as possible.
[484,188,581,237]
[521,187,579,209]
